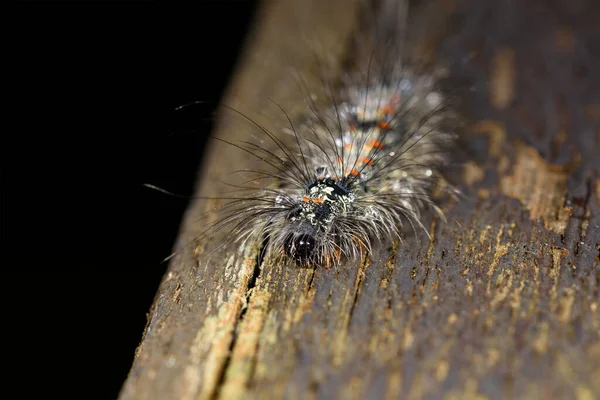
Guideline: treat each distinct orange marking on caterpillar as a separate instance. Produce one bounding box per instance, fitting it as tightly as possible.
[382,105,394,115]
[302,197,310,203]
[378,121,391,130]
[345,168,360,176]
[312,198,325,204]
[366,139,384,150]
[361,157,374,166]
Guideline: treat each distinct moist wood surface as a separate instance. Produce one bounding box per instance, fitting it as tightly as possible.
[120,1,600,399]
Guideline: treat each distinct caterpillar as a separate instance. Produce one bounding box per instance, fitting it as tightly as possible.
[173,0,461,268]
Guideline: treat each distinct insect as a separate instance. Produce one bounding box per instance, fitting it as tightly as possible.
[161,0,461,268]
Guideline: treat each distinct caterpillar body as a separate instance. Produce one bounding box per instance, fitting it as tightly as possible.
[194,0,460,267]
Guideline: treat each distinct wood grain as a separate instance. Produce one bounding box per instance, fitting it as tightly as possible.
[120,1,600,399]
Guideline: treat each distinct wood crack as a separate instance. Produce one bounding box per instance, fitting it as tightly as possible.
[210,251,264,400]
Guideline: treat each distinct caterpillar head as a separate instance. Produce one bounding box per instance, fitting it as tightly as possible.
[283,177,355,265]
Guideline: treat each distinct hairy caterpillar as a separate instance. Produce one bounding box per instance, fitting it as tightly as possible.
[166,0,461,268]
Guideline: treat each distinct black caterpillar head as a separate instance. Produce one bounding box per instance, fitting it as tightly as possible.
[283,178,354,265]
[284,232,316,264]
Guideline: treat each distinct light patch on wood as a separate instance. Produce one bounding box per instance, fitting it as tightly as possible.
[293,270,317,324]
[478,224,491,245]
[490,270,513,308]
[342,376,365,400]
[445,378,488,400]
[510,277,525,315]
[219,288,269,399]
[330,261,369,367]
[192,257,257,400]
[463,161,485,186]
[576,386,596,400]
[485,225,510,279]
[252,312,282,380]
[500,144,573,234]
[588,343,600,392]
[407,372,424,400]
[282,267,315,332]
[487,348,500,369]
[470,120,506,157]
[386,371,402,400]
[402,325,415,350]
[549,247,569,313]
[557,287,576,323]
[447,313,458,325]
[426,219,437,261]
[532,322,549,354]
[465,278,473,297]
[497,155,510,174]
[436,360,449,382]
[489,47,515,109]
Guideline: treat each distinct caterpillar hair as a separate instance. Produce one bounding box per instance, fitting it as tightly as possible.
[167,0,462,268]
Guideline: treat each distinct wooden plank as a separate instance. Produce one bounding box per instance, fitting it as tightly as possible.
[120,0,600,399]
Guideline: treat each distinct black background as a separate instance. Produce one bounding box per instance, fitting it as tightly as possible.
[10,1,258,397]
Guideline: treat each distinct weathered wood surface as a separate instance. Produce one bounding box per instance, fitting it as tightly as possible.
[120,0,600,399]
